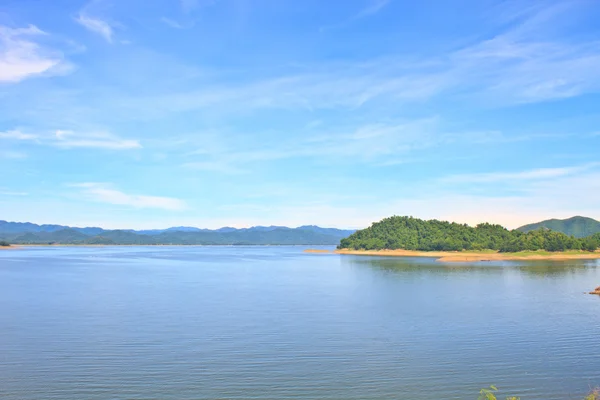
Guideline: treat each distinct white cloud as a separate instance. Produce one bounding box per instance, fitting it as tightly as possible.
[75,14,113,43]
[0,25,69,83]
[74,183,187,211]
[53,130,141,149]
[0,130,38,140]
[442,163,600,184]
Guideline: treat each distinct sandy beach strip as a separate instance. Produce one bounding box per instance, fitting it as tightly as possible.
[329,249,600,262]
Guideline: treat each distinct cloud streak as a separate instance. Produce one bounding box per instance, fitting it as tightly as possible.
[321,0,391,31]
[1,129,140,150]
[357,0,391,18]
[0,130,38,140]
[180,0,219,13]
[442,163,600,184]
[74,183,187,210]
[54,130,141,149]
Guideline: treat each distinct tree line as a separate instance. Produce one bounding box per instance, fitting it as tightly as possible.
[339,216,600,253]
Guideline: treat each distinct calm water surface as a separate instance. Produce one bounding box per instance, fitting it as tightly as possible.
[1,246,599,399]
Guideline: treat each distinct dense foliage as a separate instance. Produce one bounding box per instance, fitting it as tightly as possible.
[339,216,600,253]
[517,216,600,238]
[0,240,10,247]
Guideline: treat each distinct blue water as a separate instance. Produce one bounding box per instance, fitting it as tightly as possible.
[1,246,599,399]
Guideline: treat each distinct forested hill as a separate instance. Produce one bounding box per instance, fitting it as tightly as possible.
[0,220,354,245]
[339,216,600,253]
[517,216,600,238]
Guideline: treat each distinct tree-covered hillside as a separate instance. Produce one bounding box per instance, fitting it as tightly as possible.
[339,216,600,253]
[517,216,600,238]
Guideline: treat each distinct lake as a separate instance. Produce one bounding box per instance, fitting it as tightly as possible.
[1,246,599,399]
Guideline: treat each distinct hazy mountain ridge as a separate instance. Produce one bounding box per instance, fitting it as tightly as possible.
[0,220,355,245]
[517,216,600,238]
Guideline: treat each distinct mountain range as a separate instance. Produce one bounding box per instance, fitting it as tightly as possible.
[517,216,600,238]
[0,220,355,245]
[3,216,598,246]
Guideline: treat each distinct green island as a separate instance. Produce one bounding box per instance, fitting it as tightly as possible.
[337,216,600,262]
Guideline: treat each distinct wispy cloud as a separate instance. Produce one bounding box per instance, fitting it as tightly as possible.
[357,0,391,18]
[73,183,187,210]
[180,0,218,13]
[75,13,114,43]
[54,130,141,149]
[442,162,600,184]
[321,0,391,31]
[0,190,28,196]
[0,25,71,83]
[0,130,38,140]
[178,119,543,174]
[0,151,28,159]
[160,17,193,30]
[1,129,140,150]
[111,2,599,119]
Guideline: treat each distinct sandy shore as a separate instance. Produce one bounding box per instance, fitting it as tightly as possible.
[305,249,600,263]
[304,249,333,254]
[0,245,20,250]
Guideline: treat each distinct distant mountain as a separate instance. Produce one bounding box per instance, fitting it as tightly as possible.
[12,229,90,244]
[298,225,355,237]
[517,216,600,238]
[0,220,355,245]
[135,227,208,235]
[0,220,104,236]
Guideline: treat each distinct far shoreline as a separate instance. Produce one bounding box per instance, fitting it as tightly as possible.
[309,249,600,262]
[1,244,337,248]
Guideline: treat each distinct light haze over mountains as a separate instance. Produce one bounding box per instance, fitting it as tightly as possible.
[0,220,355,245]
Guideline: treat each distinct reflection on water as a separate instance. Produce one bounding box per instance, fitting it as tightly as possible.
[343,254,600,277]
[1,247,599,400]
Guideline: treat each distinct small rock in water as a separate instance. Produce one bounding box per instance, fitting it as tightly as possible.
[590,286,600,295]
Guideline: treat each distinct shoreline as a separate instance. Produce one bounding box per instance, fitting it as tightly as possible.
[326,249,600,262]
[0,245,20,250]
[1,244,336,248]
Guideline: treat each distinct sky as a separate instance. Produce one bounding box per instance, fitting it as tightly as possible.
[1,0,600,230]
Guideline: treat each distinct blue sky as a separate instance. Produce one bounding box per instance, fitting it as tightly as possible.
[1,0,600,229]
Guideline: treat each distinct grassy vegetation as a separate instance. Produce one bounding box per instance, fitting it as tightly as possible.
[479,386,599,400]
[495,250,598,257]
[435,249,598,256]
